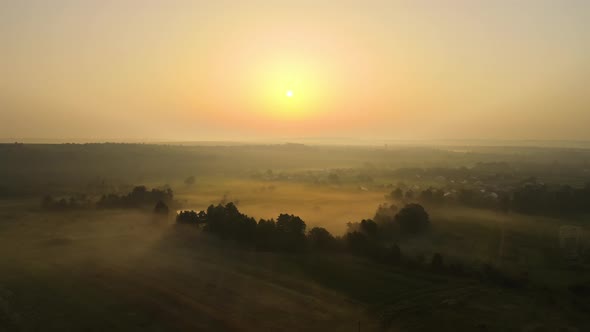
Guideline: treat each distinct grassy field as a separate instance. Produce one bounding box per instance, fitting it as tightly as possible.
[0,203,588,331]
[0,208,377,331]
[174,178,590,288]
[1,144,589,331]
[175,178,386,235]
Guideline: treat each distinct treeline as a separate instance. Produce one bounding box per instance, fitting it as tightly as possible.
[177,202,429,253]
[41,186,175,211]
[97,186,173,209]
[511,181,590,216]
[388,180,590,217]
[177,202,528,288]
[178,203,308,251]
[41,194,93,211]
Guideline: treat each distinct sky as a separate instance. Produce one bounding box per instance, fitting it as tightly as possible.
[1,0,589,143]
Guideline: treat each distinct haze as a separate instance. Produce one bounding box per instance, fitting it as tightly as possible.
[1,0,589,142]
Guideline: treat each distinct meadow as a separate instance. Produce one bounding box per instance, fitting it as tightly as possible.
[0,143,589,331]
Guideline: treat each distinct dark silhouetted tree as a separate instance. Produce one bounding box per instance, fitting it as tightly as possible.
[176,210,206,224]
[256,218,278,250]
[203,202,256,242]
[184,176,196,186]
[373,203,398,237]
[154,200,169,215]
[308,227,336,250]
[391,188,404,200]
[276,214,307,251]
[97,186,174,209]
[395,203,430,235]
[360,219,378,238]
[374,204,398,224]
[345,231,369,254]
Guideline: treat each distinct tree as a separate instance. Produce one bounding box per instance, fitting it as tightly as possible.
[419,188,434,203]
[373,204,398,238]
[256,218,278,250]
[345,231,371,255]
[374,203,398,223]
[360,219,378,238]
[308,227,336,250]
[276,214,307,251]
[328,173,340,183]
[184,176,196,186]
[176,210,199,223]
[391,188,404,200]
[97,186,174,209]
[154,200,169,215]
[395,203,430,235]
[276,214,306,235]
[203,202,254,241]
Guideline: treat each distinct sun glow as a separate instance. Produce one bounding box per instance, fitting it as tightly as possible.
[232,50,340,122]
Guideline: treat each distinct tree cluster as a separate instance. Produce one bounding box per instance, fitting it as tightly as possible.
[176,210,207,224]
[41,194,93,211]
[387,180,590,217]
[177,202,431,256]
[177,203,309,251]
[97,186,174,209]
[511,181,590,216]
[176,201,529,289]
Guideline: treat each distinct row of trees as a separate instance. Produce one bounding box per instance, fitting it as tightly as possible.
[388,187,508,210]
[178,203,309,251]
[177,202,431,253]
[511,182,590,215]
[42,186,176,211]
[97,186,174,209]
[387,180,590,217]
[176,202,528,288]
[41,194,93,211]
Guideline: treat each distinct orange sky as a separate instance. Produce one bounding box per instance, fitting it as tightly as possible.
[1,1,589,142]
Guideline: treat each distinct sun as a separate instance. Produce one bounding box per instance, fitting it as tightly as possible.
[286,90,293,98]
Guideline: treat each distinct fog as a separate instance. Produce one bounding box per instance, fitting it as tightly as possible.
[3,1,590,330]
[0,207,374,331]
[1,143,589,331]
